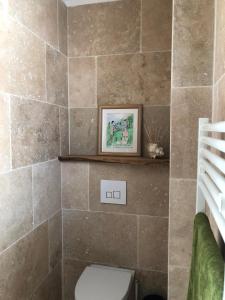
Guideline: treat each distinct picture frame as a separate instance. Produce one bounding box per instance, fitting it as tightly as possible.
[98,104,142,156]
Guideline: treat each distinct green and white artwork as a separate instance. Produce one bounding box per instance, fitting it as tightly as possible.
[100,107,140,155]
[106,113,134,148]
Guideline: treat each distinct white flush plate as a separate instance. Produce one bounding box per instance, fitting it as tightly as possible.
[101,180,126,205]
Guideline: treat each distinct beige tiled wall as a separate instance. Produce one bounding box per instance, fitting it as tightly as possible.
[0,0,68,299]
[169,0,214,299]
[64,0,172,299]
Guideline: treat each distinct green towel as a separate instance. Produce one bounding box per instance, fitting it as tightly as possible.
[187,213,224,300]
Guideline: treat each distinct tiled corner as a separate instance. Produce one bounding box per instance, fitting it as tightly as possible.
[32,262,62,300]
[69,57,97,108]
[168,266,190,300]
[62,162,89,210]
[143,106,170,158]
[97,52,171,106]
[0,222,49,299]
[70,108,98,155]
[0,94,11,173]
[63,210,137,268]
[58,0,68,56]
[89,163,169,217]
[63,259,88,300]
[136,270,167,299]
[32,160,61,227]
[59,107,69,156]
[8,0,58,48]
[11,97,60,168]
[170,87,212,179]
[169,179,196,268]
[138,216,168,272]
[0,167,32,253]
[0,16,45,99]
[46,46,68,107]
[172,0,214,87]
[142,0,172,51]
[48,212,62,271]
[67,0,140,56]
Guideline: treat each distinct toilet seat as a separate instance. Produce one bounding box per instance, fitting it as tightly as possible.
[75,265,135,300]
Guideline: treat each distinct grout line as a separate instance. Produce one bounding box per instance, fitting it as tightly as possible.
[87,162,90,211]
[140,0,143,53]
[63,208,169,219]
[59,107,62,155]
[95,56,98,108]
[0,211,59,257]
[136,215,140,269]
[68,50,172,59]
[57,0,60,51]
[69,104,171,109]
[31,165,35,228]
[45,43,47,102]
[0,90,68,109]
[172,85,213,90]
[8,95,12,171]
[7,13,67,58]
[169,0,177,295]
[0,158,59,176]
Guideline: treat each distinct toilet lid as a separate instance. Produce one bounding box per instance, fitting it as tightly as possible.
[75,265,134,300]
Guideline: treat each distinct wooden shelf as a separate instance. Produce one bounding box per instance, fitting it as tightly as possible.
[58,155,169,165]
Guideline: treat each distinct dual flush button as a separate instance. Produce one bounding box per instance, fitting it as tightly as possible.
[100,180,127,205]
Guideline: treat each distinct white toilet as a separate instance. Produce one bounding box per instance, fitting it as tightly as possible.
[74,264,135,300]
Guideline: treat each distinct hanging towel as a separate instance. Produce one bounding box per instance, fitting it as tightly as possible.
[187,213,224,300]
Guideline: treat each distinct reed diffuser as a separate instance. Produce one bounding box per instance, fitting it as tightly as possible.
[144,122,164,159]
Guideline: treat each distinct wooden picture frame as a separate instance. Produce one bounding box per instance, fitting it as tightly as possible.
[98,104,142,156]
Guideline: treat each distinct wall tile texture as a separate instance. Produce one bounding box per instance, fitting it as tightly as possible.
[0,0,68,298]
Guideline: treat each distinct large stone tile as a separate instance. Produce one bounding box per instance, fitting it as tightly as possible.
[0,94,10,173]
[142,0,172,51]
[63,210,137,268]
[214,0,225,82]
[97,53,171,106]
[0,14,45,99]
[172,0,214,87]
[143,106,170,158]
[214,28,225,83]
[89,163,169,217]
[138,216,168,272]
[213,76,225,122]
[70,108,98,155]
[58,0,68,56]
[168,266,189,300]
[0,222,49,300]
[32,262,62,300]
[63,259,88,300]
[49,212,62,270]
[8,0,58,47]
[170,87,212,179]
[136,270,167,299]
[0,168,32,253]
[33,160,61,227]
[69,57,96,108]
[46,46,68,107]
[60,107,69,156]
[62,162,89,210]
[11,97,60,168]
[169,179,196,268]
[68,0,140,56]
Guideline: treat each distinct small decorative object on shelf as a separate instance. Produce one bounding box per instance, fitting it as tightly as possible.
[144,122,165,159]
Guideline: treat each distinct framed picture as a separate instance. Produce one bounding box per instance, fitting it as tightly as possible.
[98,104,142,156]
